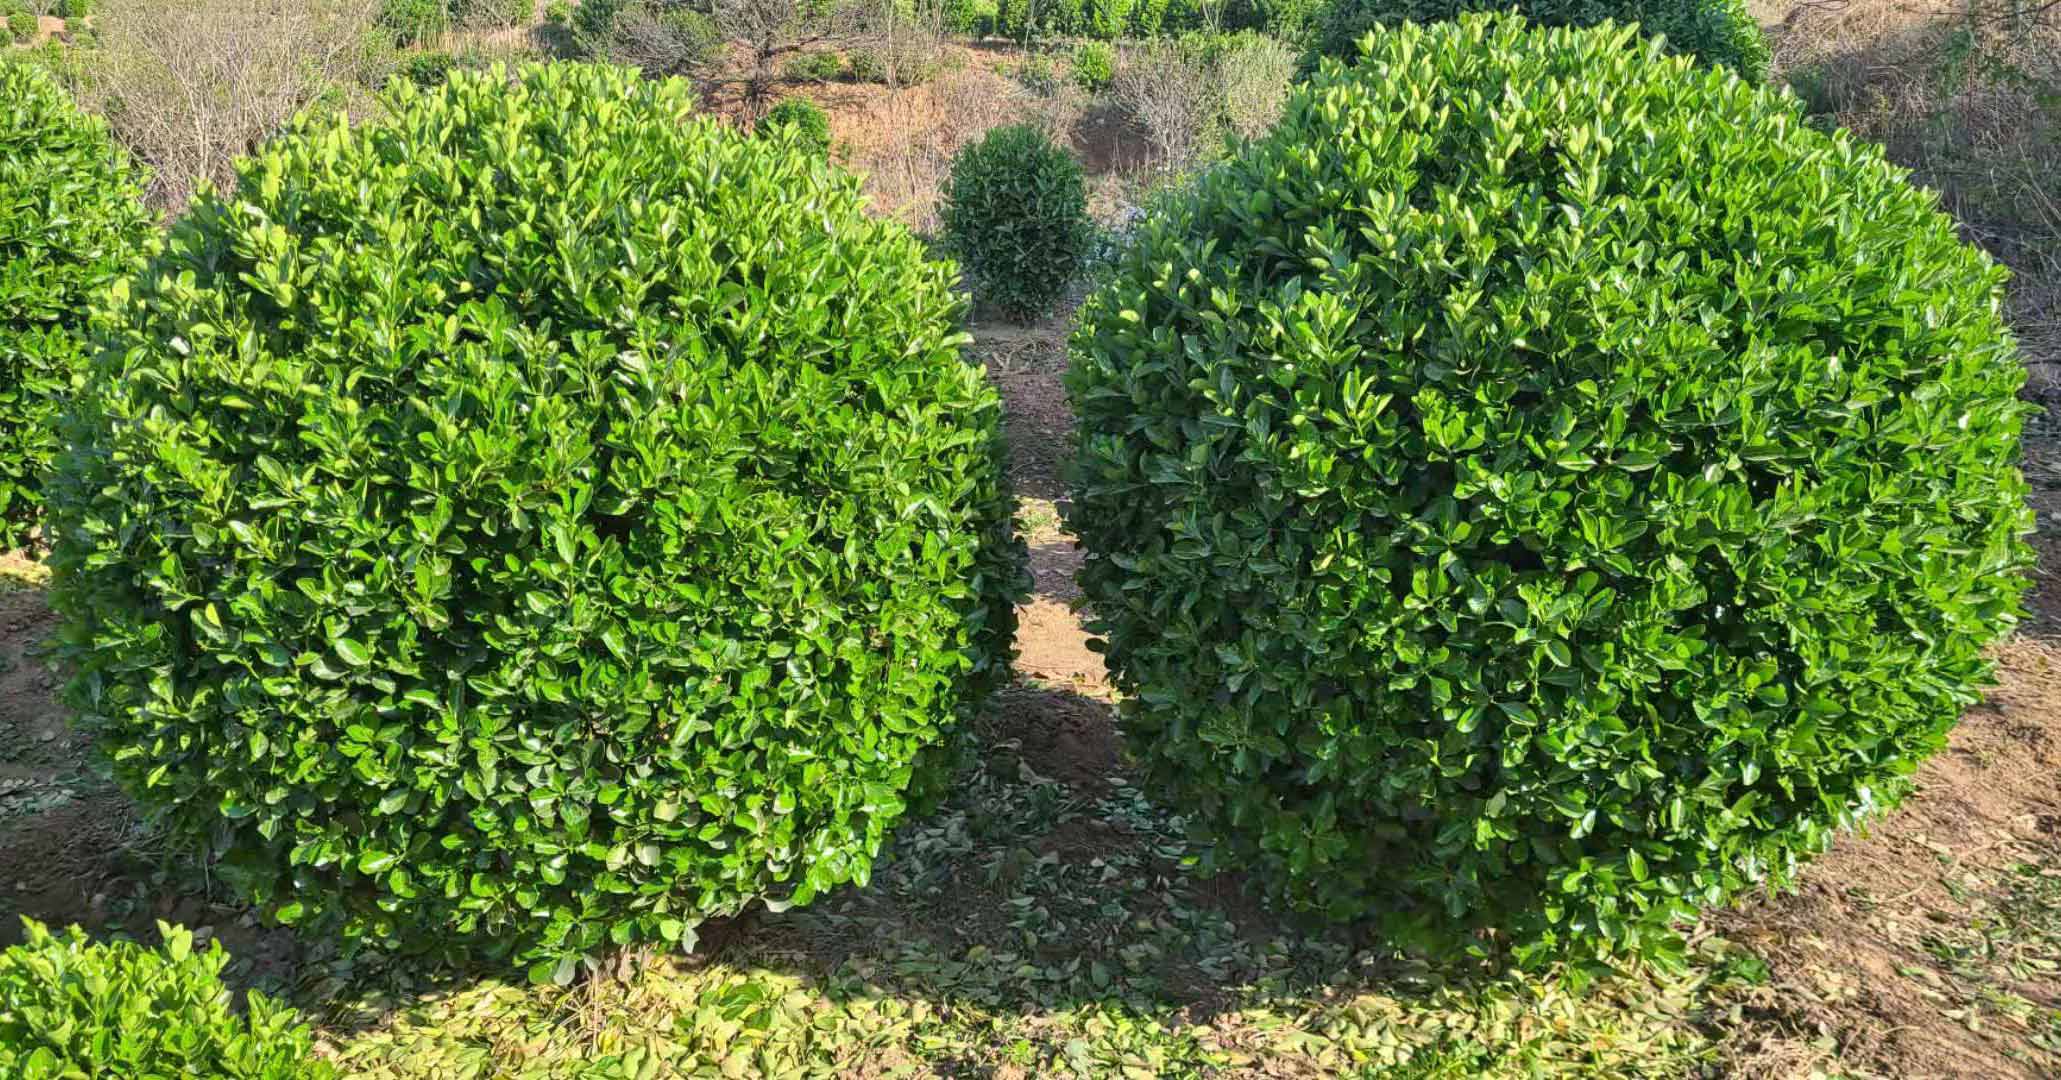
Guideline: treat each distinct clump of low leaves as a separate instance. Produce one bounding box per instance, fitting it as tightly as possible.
[0,920,332,1078]
[1071,39,1115,90]
[0,63,151,553]
[1308,0,1769,80]
[941,124,1091,324]
[47,62,1027,981]
[1066,16,2034,969]
[755,97,831,157]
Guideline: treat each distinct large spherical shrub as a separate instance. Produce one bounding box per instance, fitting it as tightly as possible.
[1065,17,2033,965]
[941,124,1091,324]
[0,920,333,1079]
[48,63,1026,977]
[0,63,151,553]
[1310,0,1768,81]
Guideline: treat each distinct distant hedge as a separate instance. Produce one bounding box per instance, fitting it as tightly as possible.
[0,920,332,1078]
[1067,17,2032,966]
[0,63,151,553]
[1309,0,1769,80]
[49,63,1027,978]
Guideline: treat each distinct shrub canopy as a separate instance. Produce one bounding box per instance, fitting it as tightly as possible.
[49,63,1025,977]
[756,97,831,158]
[1066,17,2032,965]
[1310,0,1768,80]
[0,62,151,552]
[941,124,1091,324]
[0,920,332,1079]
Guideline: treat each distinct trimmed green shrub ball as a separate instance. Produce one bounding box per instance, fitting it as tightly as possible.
[941,124,1090,324]
[48,63,1026,978]
[1310,0,1768,80]
[0,63,151,553]
[0,920,333,1079]
[1065,17,2033,966]
[755,97,831,158]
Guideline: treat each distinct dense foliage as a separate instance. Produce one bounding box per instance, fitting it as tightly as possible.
[756,97,831,157]
[994,0,1316,41]
[941,124,1090,323]
[1308,0,1768,79]
[393,50,461,87]
[1065,17,2033,966]
[0,920,332,1079]
[845,46,888,82]
[377,0,447,45]
[785,49,843,81]
[450,0,532,28]
[48,63,1026,978]
[1072,39,1115,89]
[0,63,151,553]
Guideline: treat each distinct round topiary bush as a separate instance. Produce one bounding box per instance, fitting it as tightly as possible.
[0,63,151,554]
[941,124,1090,324]
[0,920,333,1079]
[48,62,1026,979]
[1309,0,1768,81]
[755,97,831,158]
[1065,16,2033,966]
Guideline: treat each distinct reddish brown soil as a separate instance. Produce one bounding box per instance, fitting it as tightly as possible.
[990,686,1121,793]
[979,326,1078,502]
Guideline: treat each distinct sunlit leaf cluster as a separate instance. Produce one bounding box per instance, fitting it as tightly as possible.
[0,62,151,553]
[0,920,331,1079]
